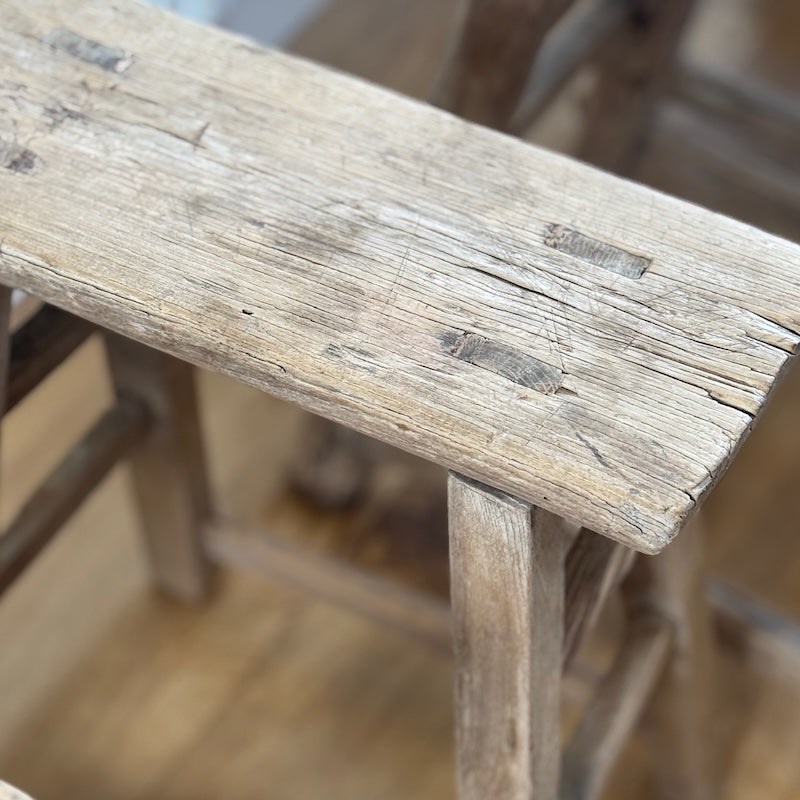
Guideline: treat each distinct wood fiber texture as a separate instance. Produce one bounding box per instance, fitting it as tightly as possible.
[1,0,799,550]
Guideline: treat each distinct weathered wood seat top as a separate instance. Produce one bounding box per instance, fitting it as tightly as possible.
[2,0,799,552]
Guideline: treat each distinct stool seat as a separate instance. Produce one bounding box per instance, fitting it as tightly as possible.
[0,780,33,800]
[2,0,799,552]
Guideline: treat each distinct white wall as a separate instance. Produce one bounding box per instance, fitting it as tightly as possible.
[144,0,234,23]
[144,0,329,45]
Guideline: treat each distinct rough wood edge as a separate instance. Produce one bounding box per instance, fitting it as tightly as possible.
[0,0,793,553]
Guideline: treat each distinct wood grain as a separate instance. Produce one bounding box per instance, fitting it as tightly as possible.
[2,1,800,550]
[448,473,568,800]
[2,301,800,800]
[105,334,213,601]
[1,1,800,797]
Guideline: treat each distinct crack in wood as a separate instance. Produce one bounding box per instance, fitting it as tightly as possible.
[44,28,133,73]
[444,331,564,393]
[575,431,611,468]
[545,223,652,278]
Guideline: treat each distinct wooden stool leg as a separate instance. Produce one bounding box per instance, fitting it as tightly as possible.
[0,286,10,486]
[0,286,10,410]
[578,0,697,173]
[448,473,568,800]
[626,514,720,800]
[433,0,574,128]
[105,334,213,602]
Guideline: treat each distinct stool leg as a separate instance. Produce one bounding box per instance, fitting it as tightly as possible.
[433,0,574,128]
[104,333,212,602]
[626,514,720,800]
[0,286,10,410]
[0,287,10,486]
[578,0,697,173]
[448,473,568,800]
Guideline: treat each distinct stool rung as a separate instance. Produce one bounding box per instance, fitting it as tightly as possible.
[564,530,635,668]
[6,305,95,415]
[669,61,800,145]
[561,611,674,800]
[0,399,148,595]
[205,516,453,651]
[207,515,652,663]
[710,579,800,686]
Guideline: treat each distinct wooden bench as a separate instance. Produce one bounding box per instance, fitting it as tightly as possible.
[2,1,799,798]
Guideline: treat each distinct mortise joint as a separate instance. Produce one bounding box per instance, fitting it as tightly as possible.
[0,137,38,174]
[444,331,564,394]
[544,223,651,279]
[44,28,133,73]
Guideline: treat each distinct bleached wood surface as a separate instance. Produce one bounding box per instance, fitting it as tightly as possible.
[1,0,799,551]
[0,780,33,800]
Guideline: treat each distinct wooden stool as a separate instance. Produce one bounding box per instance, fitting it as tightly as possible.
[1,2,799,799]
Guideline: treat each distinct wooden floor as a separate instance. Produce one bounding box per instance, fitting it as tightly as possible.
[2,0,800,798]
